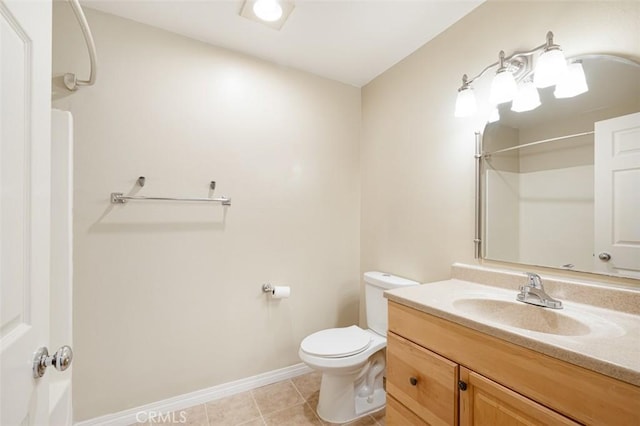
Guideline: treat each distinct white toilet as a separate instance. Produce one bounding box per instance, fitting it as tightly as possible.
[298,271,419,423]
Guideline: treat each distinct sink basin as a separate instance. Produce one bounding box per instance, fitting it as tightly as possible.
[453,298,592,336]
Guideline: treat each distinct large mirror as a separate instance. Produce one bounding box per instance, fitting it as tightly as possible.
[480,54,640,279]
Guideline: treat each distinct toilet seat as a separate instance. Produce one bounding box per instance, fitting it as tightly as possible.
[298,328,387,373]
[300,325,372,358]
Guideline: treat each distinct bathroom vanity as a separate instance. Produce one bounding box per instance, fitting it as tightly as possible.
[384,264,640,425]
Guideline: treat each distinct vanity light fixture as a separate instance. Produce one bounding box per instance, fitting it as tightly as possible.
[554,60,589,98]
[533,32,568,88]
[488,106,500,123]
[454,31,587,119]
[511,79,541,112]
[454,75,477,117]
[488,51,518,105]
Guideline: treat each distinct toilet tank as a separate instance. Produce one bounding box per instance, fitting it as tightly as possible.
[364,272,419,336]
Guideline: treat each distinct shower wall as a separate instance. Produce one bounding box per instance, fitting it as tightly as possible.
[52,6,361,421]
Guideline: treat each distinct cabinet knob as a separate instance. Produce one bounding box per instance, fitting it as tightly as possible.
[458,380,468,391]
[409,376,418,386]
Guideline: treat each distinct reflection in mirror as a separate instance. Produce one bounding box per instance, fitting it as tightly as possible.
[481,54,640,279]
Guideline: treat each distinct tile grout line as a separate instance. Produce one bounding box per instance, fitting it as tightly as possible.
[290,378,306,402]
[253,379,323,425]
[283,378,307,414]
[266,379,309,415]
[373,407,384,426]
[290,378,325,425]
[202,403,209,426]
[248,388,266,425]
[307,402,324,426]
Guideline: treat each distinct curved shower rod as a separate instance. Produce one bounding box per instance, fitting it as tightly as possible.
[64,0,97,90]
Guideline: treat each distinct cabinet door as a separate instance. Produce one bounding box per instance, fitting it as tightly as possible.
[459,368,579,426]
[387,332,458,425]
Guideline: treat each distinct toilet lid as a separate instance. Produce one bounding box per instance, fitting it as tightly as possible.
[300,325,372,358]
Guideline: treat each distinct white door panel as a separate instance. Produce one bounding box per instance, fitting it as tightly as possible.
[0,0,52,425]
[594,112,640,277]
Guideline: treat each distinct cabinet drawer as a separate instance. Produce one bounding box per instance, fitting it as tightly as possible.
[387,395,428,425]
[387,332,458,426]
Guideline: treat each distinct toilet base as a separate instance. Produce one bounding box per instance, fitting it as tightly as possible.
[317,376,386,424]
[315,351,386,424]
[355,388,385,416]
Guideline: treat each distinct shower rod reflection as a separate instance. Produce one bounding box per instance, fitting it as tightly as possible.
[110,193,231,206]
[483,130,595,156]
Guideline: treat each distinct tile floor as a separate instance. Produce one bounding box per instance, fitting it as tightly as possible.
[133,372,385,426]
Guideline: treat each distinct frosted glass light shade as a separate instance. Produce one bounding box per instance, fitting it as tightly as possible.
[511,81,541,112]
[534,48,568,88]
[489,70,517,105]
[554,61,588,98]
[253,0,283,21]
[488,107,500,123]
[455,87,477,117]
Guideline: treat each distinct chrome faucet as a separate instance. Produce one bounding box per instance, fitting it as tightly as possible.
[516,273,563,309]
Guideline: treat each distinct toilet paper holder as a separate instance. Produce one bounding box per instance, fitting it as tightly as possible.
[262,283,291,299]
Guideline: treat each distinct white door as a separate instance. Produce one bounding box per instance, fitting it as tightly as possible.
[50,109,74,425]
[594,112,640,277]
[1,0,53,425]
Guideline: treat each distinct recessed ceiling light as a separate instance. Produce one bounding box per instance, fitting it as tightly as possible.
[253,0,282,22]
[240,0,295,31]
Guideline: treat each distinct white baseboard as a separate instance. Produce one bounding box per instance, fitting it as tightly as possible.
[74,363,313,426]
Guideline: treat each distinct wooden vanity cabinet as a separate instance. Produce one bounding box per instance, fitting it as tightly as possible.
[386,332,458,425]
[387,395,429,426]
[458,367,578,426]
[386,301,640,426]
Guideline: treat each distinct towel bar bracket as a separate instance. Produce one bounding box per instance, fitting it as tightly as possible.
[111,193,127,204]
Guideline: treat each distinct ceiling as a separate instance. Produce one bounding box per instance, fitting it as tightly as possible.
[81,0,483,87]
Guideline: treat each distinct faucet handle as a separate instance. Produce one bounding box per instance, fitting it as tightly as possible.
[525,272,543,289]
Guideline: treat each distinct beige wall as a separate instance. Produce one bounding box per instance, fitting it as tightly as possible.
[360,1,640,308]
[52,6,361,421]
[53,0,640,420]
